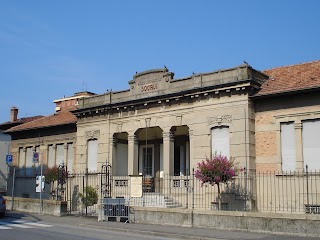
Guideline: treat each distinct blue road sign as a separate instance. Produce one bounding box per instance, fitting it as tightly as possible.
[6,154,12,165]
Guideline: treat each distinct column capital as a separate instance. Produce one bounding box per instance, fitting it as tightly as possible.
[294,122,302,129]
[109,136,118,146]
[128,134,138,144]
[163,131,174,141]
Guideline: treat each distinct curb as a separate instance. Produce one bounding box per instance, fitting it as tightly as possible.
[80,223,220,240]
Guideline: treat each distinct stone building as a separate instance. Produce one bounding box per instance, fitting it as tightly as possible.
[4,92,94,198]
[72,64,268,179]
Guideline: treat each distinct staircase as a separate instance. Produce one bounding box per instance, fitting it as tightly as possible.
[130,193,182,208]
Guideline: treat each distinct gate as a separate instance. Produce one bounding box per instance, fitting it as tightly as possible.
[65,163,112,216]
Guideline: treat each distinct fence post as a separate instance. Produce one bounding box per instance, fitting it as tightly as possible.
[85,168,89,217]
[306,164,309,211]
[192,168,194,210]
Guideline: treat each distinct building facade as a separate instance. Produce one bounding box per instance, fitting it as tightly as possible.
[73,64,268,179]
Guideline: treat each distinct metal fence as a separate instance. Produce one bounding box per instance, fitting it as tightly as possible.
[7,167,320,216]
[256,168,320,214]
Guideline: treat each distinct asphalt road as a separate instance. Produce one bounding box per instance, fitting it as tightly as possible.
[1,211,320,240]
[0,215,172,240]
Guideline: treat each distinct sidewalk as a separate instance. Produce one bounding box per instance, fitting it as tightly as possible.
[5,211,320,240]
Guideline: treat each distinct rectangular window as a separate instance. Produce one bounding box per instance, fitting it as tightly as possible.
[302,119,320,171]
[281,122,296,172]
[211,126,230,159]
[87,139,98,172]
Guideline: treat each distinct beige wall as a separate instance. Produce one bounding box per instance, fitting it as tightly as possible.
[75,88,254,173]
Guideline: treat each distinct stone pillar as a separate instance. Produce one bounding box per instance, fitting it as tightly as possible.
[53,144,57,167]
[109,136,117,175]
[163,131,174,176]
[63,143,68,165]
[128,134,138,175]
[295,121,304,171]
[188,129,194,175]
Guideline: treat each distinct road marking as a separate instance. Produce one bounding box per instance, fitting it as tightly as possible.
[24,222,53,227]
[6,223,34,228]
[0,220,53,230]
[0,226,11,229]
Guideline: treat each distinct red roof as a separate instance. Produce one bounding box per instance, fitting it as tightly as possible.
[6,107,77,132]
[255,60,320,97]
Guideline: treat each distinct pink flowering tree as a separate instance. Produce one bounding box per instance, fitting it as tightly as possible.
[195,154,243,209]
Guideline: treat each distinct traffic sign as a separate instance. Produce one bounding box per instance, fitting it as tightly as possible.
[33,152,39,163]
[6,154,12,165]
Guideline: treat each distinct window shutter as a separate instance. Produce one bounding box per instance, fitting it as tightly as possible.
[26,147,33,176]
[211,127,230,159]
[67,143,74,172]
[47,145,54,168]
[116,143,128,176]
[281,122,296,172]
[56,144,64,166]
[302,120,320,171]
[87,139,98,172]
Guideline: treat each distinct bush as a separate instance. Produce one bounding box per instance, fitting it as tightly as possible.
[79,186,98,206]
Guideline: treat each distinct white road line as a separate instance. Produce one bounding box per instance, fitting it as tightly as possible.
[0,226,12,229]
[6,223,34,228]
[24,222,53,227]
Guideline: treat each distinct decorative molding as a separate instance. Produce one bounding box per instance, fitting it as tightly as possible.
[85,130,100,139]
[208,115,232,126]
[176,115,182,125]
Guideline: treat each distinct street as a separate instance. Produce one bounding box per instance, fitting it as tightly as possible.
[0,215,171,240]
[1,212,320,240]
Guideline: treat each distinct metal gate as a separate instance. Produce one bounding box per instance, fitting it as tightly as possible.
[65,162,112,216]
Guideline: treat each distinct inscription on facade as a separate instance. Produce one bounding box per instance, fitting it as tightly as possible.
[141,83,158,92]
[208,115,232,126]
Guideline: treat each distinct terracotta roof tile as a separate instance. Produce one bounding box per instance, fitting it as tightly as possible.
[254,60,320,97]
[5,106,77,132]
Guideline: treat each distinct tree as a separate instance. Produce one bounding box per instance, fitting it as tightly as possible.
[195,154,243,209]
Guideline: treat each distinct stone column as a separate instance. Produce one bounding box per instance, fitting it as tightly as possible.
[63,143,68,165]
[53,144,57,167]
[109,136,117,175]
[128,134,138,175]
[295,121,304,171]
[188,129,193,175]
[163,131,174,176]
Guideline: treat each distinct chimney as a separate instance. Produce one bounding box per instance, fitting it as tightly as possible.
[10,107,18,122]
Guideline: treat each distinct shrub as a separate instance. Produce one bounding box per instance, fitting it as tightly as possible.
[79,186,98,206]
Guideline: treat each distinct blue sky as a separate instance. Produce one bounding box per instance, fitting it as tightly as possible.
[0,1,319,123]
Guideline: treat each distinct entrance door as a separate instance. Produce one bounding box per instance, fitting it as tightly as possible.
[142,146,153,176]
[140,145,154,192]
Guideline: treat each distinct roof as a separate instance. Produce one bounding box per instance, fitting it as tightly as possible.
[0,116,44,130]
[254,60,320,97]
[5,106,77,133]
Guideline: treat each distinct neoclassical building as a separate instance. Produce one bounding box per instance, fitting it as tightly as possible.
[72,64,268,177]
